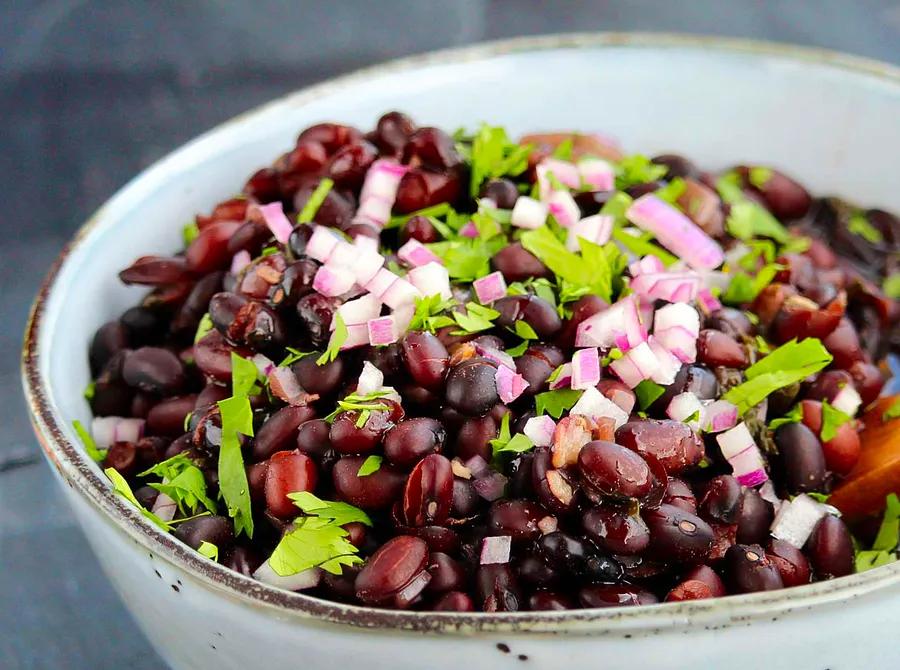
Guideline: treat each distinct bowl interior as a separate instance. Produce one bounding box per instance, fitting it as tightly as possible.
[32,35,900,619]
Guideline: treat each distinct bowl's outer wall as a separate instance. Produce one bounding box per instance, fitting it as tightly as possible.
[30,38,900,670]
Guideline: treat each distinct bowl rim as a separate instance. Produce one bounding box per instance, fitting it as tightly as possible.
[21,31,900,635]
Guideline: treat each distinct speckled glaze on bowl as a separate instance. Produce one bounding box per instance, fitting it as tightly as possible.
[22,33,900,670]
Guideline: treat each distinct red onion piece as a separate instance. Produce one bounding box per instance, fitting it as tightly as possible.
[548,362,572,390]
[363,267,400,301]
[91,416,145,449]
[702,400,739,433]
[566,214,613,251]
[472,271,507,304]
[697,288,723,314]
[523,415,557,447]
[151,491,177,522]
[352,249,385,286]
[653,326,698,364]
[259,201,293,244]
[253,561,322,591]
[336,293,382,328]
[609,341,659,388]
[230,250,252,275]
[577,157,614,191]
[268,367,314,406]
[648,336,681,385]
[474,344,515,371]
[510,196,548,230]
[313,264,355,297]
[667,392,703,429]
[769,494,829,548]
[341,323,370,350]
[407,262,452,300]
[251,353,275,376]
[357,361,385,396]
[472,472,508,501]
[536,158,580,199]
[367,316,399,346]
[716,422,768,487]
[380,277,421,310]
[629,254,666,276]
[353,235,379,253]
[571,347,601,390]
[575,296,646,350]
[394,569,432,608]
[398,239,443,268]
[630,271,702,303]
[459,221,479,238]
[570,386,629,428]
[495,364,529,403]
[547,190,580,229]
[306,226,342,263]
[353,159,408,229]
[654,302,700,336]
[626,194,724,270]
[479,535,512,565]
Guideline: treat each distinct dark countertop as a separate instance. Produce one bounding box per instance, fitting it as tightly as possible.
[2,2,898,668]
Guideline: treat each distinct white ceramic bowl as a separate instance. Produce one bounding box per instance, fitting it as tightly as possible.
[23,33,900,670]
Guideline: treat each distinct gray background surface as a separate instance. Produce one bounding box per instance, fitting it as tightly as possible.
[2,2,899,668]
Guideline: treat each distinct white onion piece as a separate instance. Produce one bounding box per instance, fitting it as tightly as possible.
[327,242,360,269]
[547,190,580,229]
[258,201,294,244]
[357,361,385,396]
[523,416,557,447]
[392,304,415,332]
[629,254,666,277]
[648,336,681,385]
[230,250,252,275]
[577,157,614,191]
[536,158,581,199]
[480,536,512,565]
[398,239,442,267]
[381,277,421,310]
[353,159,407,228]
[697,288,723,314]
[609,341,659,388]
[313,264,355,297]
[510,196,548,230]
[336,293,382,328]
[367,316,399,346]
[364,267,400,300]
[702,400,739,433]
[630,271,702,303]
[770,494,830,548]
[91,416,145,449]
[759,480,782,509]
[474,343,515,371]
[667,392,704,429]
[831,384,862,417]
[151,491,177,522]
[570,387,629,429]
[495,364,529,403]
[571,347,601,390]
[340,323,370,350]
[253,561,322,591]
[566,214,613,251]
[250,353,275,376]
[472,271,507,304]
[407,262,452,300]
[654,302,701,337]
[393,570,432,608]
[549,362,572,390]
[626,194,724,270]
[472,472,508,501]
[305,226,342,262]
[353,249,385,286]
[654,325,698,364]
[716,422,768,487]
[353,234,379,253]
[575,296,646,350]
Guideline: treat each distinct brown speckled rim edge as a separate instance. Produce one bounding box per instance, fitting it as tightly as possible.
[21,32,900,636]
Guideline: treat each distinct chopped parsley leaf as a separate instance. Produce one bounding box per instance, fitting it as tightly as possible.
[386,203,454,229]
[505,340,530,357]
[722,263,782,305]
[317,313,348,365]
[105,467,172,532]
[289,491,373,527]
[512,320,538,340]
[883,397,900,423]
[726,201,789,243]
[279,347,313,367]
[73,419,106,463]
[551,138,574,161]
[468,124,531,197]
[520,226,613,302]
[534,388,582,419]
[848,213,884,244]
[198,541,219,562]
[269,517,364,576]
[653,178,686,205]
[183,222,200,246]
[357,455,383,477]
[139,452,217,515]
[408,294,456,333]
[452,302,500,334]
[611,227,678,266]
[193,313,214,344]
[747,166,772,189]
[615,154,667,189]
[856,494,900,572]
[297,178,334,224]
[820,400,852,442]
[768,404,803,431]
[634,380,665,411]
[83,381,96,401]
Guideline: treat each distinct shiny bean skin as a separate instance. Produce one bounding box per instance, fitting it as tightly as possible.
[332,456,406,510]
[773,423,827,494]
[488,499,545,542]
[698,475,742,525]
[146,394,198,436]
[725,544,784,593]
[173,515,235,551]
[264,450,318,518]
[736,488,775,545]
[766,539,811,587]
[578,441,656,500]
[806,516,854,579]
[643,504,714,563]
[122,347,186,395]
[476,564,522,612]
[445,359,500,417]
[383,418,446,467]
[401,331,450,391]
[578,584,658,608]
[402,454,454,527]
[615,420,704,475]
[252,406,316,461]
[426,552,467,594]
[582,507,651,555]
[355,536,429,606]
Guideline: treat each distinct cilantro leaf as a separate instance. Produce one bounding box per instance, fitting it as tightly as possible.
[600,192,634,220]
[105,467,172,532]
[198,541,219,562]
[279,347,313,367]
[653,178,686,205]
[493,433,534,460]
[357,455,383,477]
[611,227,678,266]
[747,167,772,189]
[289,491,372,527]
[452,302,500,334]
[73,419,106,462]
[505,340,530,357]
[83,381,96,401]
[883,273,900,300]
[317,313,347,365]
[408,294,456,333]
[140,453,217,515]
[183,222,200,246]
[723,338,833,415]
[768,404,803,431]
[520,226,613,302]
[387,203,454,229]
[193,313,214,345]
[615,154,667,189]
[269,517,363,576]
[551,138,574,161]
[856,494,900,572]
[820,400,852,442]
[715,172,746,205]
[884,398,900,422]
[535,389,582,419]
[726,201,789,243]
[634,380,665,411]
[512,320,538,340]
[722,263,782,305]
[297,178,334,224]
[468,124,531,196]
[848,213,884,244]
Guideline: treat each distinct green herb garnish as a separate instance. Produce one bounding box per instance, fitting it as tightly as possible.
[468,124,531,196]
[747,167,772,189]
[278,347,313,367]
[193,313,214,344]
[73,419,106,462]
[535,388,582,419]
[820,400,853,442]
[722,263,782,305]
[883,398,900,422]
[357,455,383,477]
[856,494,900,572]
[105,467,172,532]
[297,178,334,224]
[139,452,217,515]
[768,404,803,431]
[407,294,456,333]
[183,222,200,246]
[634,380,665,411]
[317,313,348,365]
[615,154,667,189]
[520,226,613,302]
[198,541,219,562]
[848,213,884,244]
[726,201,789,243]
[451,302,500,334]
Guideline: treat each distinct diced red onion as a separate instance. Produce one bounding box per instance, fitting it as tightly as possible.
[575,296,646,350]
[495,364,529,403]
[251,353,275,376]
[392,304,415,332]
[702,399,739,433]
[363,267,400,301]
[474,343,515,371]
[523,415,557,447]
[571,347,601,390]
[381,277,421,310]
[352,249,385,286]
[472,471,508,501]
[510,196,548,230]
[667,392,703,429]
[230,250,252,275]
[472,271,507,304]
[393,570,432,608]
[626,194,724,270]
[697,288,723,314]
[268,367,312,406]
[630,271,702,303]
[313,264,355,297]
[151,491,177,522]
[327,242,360,269]
[407,262,452,300]
[353,159,408,228]
[831,384,862,417]
[629,254,666,277]
[609,341,659,388]
[536,158,581,199]
[253,561,322,591]
[479,535,512,565]
[547,190,580,229]
[549,362,572,390]
[654,325,698,364]
[716,422,768,487]
[648,336,681,385]
[770,494,830,548]
[654,302,699,338]
[566,214,614,251]
[353,235,379,253]
[570,387,630,429]
[577,157,615,191]
[258,201,293,244]
[91,416,145,449]
[306,226,341,262]
[398,239,442,268]
[335,293,381,329]
[340,323,370,350]
[464,455,490,479]
[367,316,399,346]
[460,221,479,238]
[357,361,384,396]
